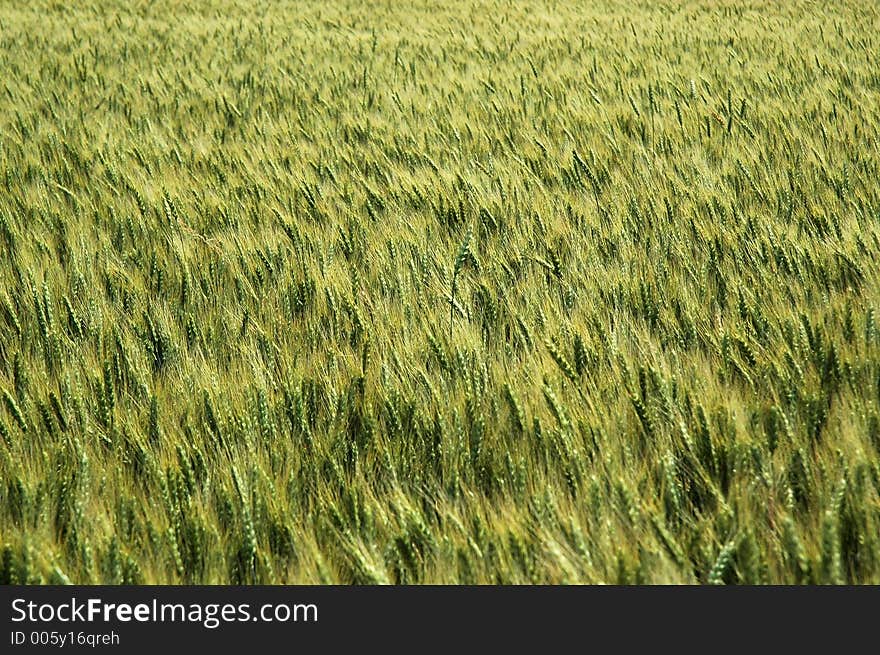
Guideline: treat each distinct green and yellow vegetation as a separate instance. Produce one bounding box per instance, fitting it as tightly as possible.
[1,0,879,584]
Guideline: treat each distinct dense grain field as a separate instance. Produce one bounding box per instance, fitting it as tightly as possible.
[1,0,879,584]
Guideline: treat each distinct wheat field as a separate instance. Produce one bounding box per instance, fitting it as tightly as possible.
[1,0,879,584]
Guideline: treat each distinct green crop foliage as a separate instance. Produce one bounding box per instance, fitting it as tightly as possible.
[1,0,879,584]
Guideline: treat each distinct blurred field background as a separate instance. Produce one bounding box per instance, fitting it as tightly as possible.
[1,0,879,583]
